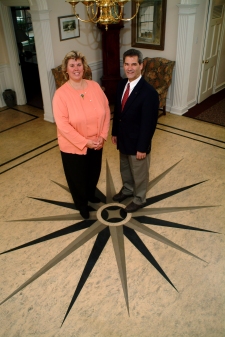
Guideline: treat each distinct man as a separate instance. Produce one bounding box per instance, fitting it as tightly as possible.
[111,49,159,212]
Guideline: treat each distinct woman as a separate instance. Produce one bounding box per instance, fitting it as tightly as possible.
[53,51,110,219]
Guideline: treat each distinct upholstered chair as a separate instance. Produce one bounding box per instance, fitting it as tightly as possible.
[51,64,92,89]
[142,57,175,116]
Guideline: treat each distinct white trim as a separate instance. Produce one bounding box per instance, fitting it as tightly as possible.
[215,82,225,92]
[0,64,13,107]
[187,98,198,110]
[88,61,103,84]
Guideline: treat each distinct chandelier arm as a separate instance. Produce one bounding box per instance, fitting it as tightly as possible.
[86,5,99,22]
[121,2,140,22]
[75,16,92,23]
[112,5,123,20]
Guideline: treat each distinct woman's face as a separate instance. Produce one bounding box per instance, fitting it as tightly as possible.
[67,58,84,82]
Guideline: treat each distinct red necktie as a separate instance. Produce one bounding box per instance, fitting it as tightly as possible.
[121,83,130,111]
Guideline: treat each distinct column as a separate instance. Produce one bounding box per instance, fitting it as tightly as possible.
[170,4,198,115]
[30,10,55,122]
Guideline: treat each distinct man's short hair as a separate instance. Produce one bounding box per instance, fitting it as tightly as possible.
[123,49,143,64]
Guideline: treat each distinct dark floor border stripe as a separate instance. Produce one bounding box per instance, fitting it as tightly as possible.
[0,145,58,175]
[12,108,39,118]
[156,127,225,150]
[0,117,38,133]
[157,122,225,144]
[5,107,40,118]
[0,107,10,113]
[0,107,40,133]
[0,138,58,167]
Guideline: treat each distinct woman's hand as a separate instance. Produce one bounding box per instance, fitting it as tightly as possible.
[95,136,104,150]
[86,139,98,149]
[86,137,104,150]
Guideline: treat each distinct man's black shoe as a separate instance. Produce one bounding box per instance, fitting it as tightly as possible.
[112,190,133,202]
[125,201,144,213]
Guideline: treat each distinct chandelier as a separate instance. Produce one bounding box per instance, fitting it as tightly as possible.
[65,0,141,30]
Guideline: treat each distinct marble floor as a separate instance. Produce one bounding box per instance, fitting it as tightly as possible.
[0,105,224,337]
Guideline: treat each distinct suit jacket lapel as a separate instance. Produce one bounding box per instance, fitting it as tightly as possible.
[122,77,145,114]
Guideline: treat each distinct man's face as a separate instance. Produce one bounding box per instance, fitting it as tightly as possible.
[123,56,143,82]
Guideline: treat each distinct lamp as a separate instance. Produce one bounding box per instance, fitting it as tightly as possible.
[65,0,140,30]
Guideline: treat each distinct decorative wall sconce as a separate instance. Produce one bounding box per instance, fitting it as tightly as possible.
[65,0,141,30]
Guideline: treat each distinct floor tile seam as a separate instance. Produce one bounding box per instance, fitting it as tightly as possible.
[157,122,225,144]
[0,138,58,167]
[156,127,225,150]
[0,117,37,133]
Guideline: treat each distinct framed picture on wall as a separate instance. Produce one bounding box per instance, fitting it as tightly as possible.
[58,15,80,41]
[131,0,167,50]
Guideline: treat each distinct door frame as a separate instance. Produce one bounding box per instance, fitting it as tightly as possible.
[197,0,225,103]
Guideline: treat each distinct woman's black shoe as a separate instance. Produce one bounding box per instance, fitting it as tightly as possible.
[88,196,101,203]
[79,207,89,219]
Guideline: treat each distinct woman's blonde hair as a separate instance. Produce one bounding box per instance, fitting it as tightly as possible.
[62,50,88,80]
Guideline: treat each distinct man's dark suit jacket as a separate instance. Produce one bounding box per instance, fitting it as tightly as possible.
[112,77,159,155]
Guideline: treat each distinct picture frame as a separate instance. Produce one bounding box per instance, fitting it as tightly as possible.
[58,15,80,41]
[131,0,167,50]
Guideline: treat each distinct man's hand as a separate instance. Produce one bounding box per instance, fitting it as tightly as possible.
[111,136,117,145]
[136,151,146,160]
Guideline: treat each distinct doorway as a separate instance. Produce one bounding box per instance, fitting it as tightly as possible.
[197,0,225,103]
[11,6,43,109]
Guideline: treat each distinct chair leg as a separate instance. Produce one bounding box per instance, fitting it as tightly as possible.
[163,106,166,115]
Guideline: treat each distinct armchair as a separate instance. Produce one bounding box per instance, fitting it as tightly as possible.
[142,57,175,116]
[51,64,92,89]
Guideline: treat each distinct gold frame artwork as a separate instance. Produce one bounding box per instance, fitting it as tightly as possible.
[132,0,167,50]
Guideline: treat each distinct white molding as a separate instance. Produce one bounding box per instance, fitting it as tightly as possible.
[0,64,13,107]
[170,3,199,115]
[215,82,225,93]
[187,98,198,110]
[165,65,176,112]
[88,61,103,84]
[0,65,7,107]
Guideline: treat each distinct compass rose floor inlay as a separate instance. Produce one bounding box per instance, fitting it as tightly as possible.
[0,106,224,337]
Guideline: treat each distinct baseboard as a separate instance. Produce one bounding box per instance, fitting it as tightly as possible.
[215,82,225,93]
